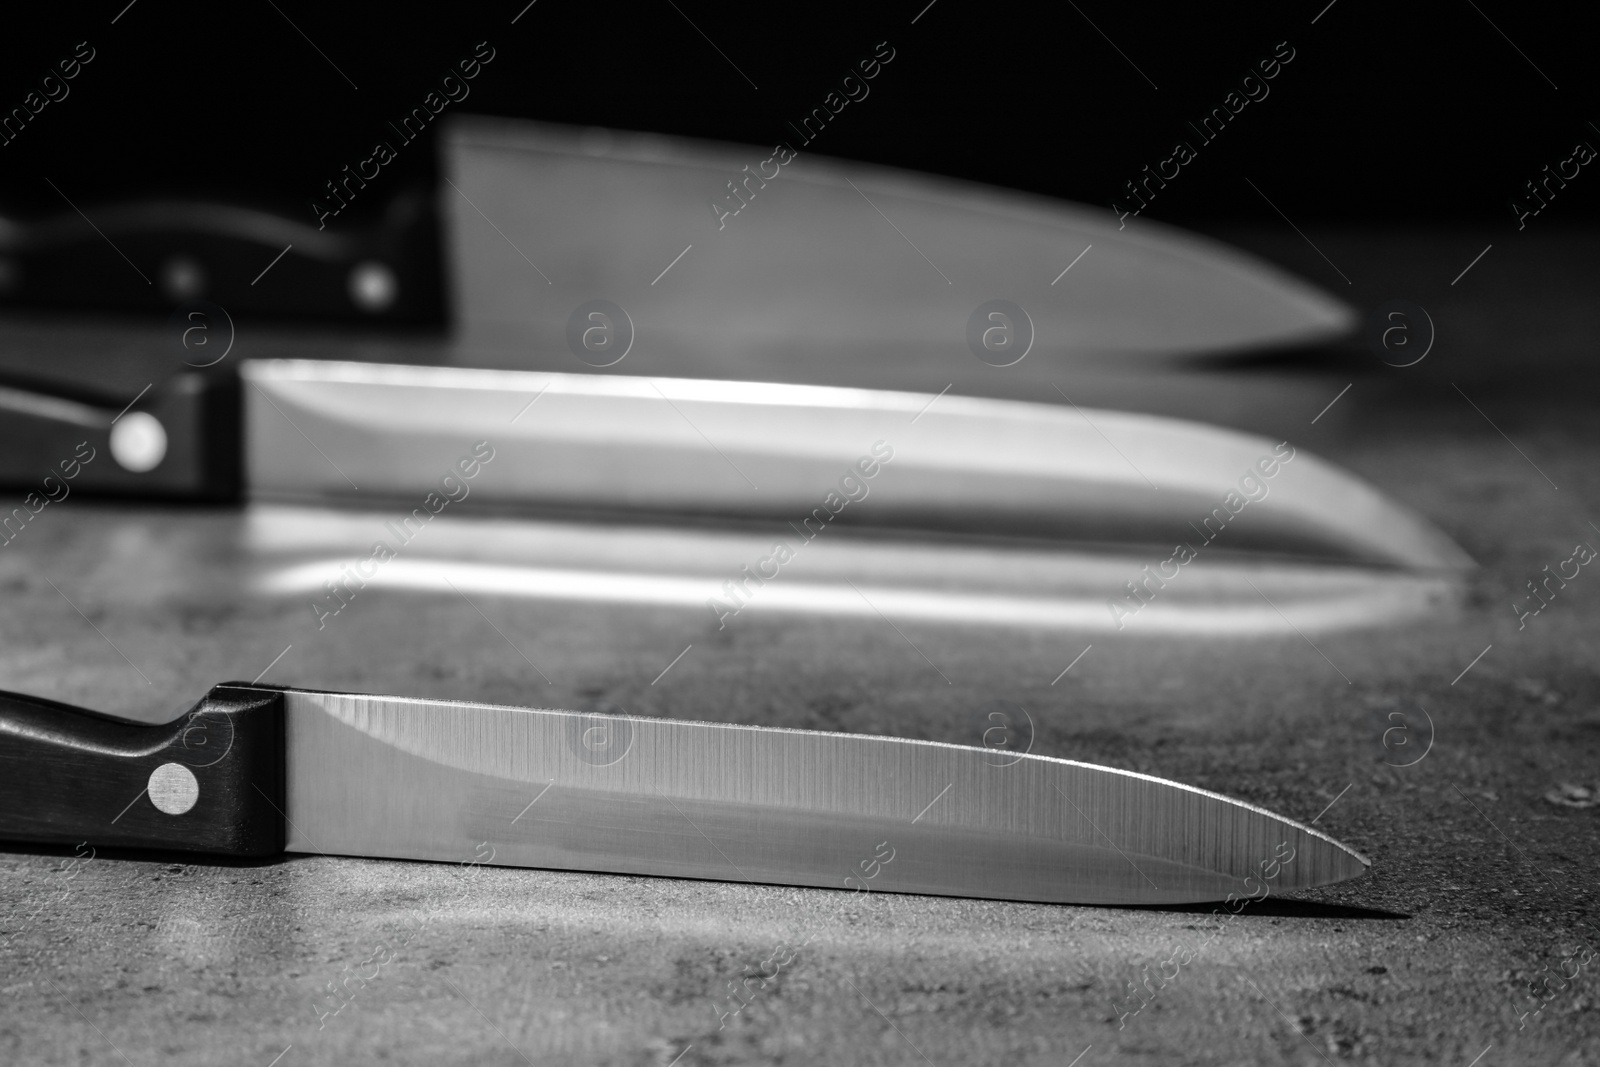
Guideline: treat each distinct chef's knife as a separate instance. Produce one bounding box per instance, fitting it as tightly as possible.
[0,682,1367,906]
[0,115,1349,356]
[242,359,1469,570]
[0,354,1470,571]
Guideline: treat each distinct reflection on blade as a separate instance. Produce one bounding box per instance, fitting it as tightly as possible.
[246,505,1461,636]
[257,554,1457,635]
[284,689,1369,906]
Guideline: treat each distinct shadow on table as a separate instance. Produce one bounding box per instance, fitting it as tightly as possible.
[0,840,283,869]
[1,842,1415,921]
[1136,897,1410,920]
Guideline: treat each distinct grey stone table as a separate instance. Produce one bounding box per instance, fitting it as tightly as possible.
[3,229,1598,1065]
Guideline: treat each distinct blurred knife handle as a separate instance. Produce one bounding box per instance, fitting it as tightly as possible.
[0,370,241,502]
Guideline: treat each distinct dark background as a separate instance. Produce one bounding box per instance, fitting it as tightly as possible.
[0,0,1593,230]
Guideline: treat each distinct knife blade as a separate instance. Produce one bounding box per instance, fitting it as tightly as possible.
[243,358,1469,571]
[442,116,1356,366]
[0,682,1367,906]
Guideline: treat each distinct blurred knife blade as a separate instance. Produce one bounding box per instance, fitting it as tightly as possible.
[244,358,1469,572]
[443,116,1355,370]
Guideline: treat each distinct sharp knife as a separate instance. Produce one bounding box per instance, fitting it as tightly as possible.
[0,356,1468,573]
[0,114,1349,359]
[0,682,1367,906]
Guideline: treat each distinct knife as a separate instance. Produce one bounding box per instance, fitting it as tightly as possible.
[0,682,1367,906]
[0,357,1467,575]
[0,114,1349,358]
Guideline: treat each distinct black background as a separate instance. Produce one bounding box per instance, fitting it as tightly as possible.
[0,0,1594,231]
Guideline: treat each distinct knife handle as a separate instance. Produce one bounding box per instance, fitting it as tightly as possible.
[0,369,242,501]
[0,684,284,857]
[0,191,445,325]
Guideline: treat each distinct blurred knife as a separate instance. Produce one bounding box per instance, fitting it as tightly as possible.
[0,116,1350,359]
[0,682,1368,906]
[0,357,1468,573]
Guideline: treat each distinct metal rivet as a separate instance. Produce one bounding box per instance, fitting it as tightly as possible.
[160,256,207,302]
[110,411,167,472]
[348,261,398,313]
[148,762,199,815]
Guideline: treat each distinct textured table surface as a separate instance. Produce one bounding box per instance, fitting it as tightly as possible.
[3,227,1598,1066]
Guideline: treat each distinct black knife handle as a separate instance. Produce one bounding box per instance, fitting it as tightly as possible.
[0,684,285,856]
[0,369,243,501]
[0,190,445,325]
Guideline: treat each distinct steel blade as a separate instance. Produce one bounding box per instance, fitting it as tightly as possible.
[284,688,1368,906]
[444,117,1355,363]
[244,359,1472,570]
